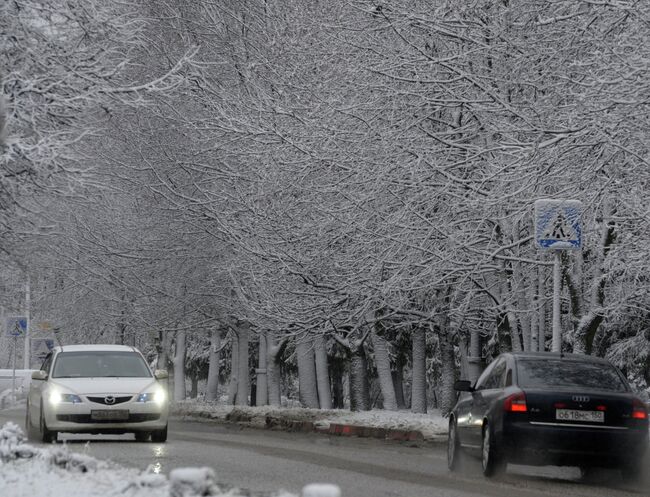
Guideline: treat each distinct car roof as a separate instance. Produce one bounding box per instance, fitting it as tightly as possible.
[505,351,612,364]
[53,344,139,354]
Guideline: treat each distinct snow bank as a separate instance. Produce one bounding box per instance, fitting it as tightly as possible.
[0,422,298,497]
[173,401,448,440]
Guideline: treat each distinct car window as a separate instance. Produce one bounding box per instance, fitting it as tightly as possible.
[505,368,513,387]
[481,359,506,390]
[41,353,53,374]
[51,351,152,378]
[474,359,497,390]
[516,359,628,392]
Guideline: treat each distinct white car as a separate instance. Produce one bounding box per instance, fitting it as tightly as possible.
[26,344,169,443]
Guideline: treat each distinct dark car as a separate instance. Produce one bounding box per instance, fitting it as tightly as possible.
[447,352,649,478]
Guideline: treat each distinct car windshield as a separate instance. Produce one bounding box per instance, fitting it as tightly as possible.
[516,359,628,392]
[51,351,151,378]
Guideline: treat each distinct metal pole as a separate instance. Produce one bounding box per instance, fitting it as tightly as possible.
[24,275,30,369]
[12,336,17,402]
[552,251,562,352]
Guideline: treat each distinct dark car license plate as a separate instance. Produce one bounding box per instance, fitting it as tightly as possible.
[91,410,129,421]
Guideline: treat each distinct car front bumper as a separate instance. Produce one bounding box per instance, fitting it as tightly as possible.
[44,398,168,433]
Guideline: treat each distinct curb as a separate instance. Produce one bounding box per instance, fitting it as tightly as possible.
[326,423,424,442]
[171,407,445,445]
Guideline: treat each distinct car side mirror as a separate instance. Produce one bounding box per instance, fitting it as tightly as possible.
[154,369,168,380]
[32,370,48,381]
[454,380,474,392]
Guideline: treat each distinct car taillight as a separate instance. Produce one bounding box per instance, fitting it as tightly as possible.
[504,391,527,413]
[632,399,648,420]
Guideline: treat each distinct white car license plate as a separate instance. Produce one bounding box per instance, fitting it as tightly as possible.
[556,409,604,423]
[91,410,129,421]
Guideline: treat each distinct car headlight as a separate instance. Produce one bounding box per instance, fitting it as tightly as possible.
[49,392,82,405]
[137,389,166,406]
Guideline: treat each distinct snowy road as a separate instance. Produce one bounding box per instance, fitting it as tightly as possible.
[1,407,647,497]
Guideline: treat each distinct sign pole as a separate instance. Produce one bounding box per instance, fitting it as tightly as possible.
[534,199,583,354]
[552,252,562,352]
[12,336,17,403]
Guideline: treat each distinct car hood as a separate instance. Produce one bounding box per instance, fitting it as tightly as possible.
[49,377,158,395]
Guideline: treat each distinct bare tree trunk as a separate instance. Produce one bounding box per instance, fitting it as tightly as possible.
[569,204,615,354]
[529,283,539,353]
[256,332,268,406]
[499,272,522,352]
[514,268,532,351]
[458,333,469,380]
[392,356,406,409]
[173,329,186,402]
[266,332,281,407]
[468,329,481,383]
[236,322,250,406]
[190,373,198,399]
[227,332,238,405]
[538,262,547,351]
[206,328,222,402]
[411,327,427,414]
[314,335,332,409]
[439,329,456,417]
[296,337,319,408]
[331,356,345,409]
[157,330,172,371]
[371,328,397,411]
[349,340,370,412]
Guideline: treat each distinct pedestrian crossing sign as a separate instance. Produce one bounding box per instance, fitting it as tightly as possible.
[534,199,583,250]
[5,316,27,337]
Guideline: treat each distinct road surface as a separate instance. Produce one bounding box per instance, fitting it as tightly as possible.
[0,407,647,497]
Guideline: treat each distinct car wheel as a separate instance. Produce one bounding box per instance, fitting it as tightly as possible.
[135,432,151,442]
[447,418,462,471]
[579,465,599,482]
[481,423,505,477]
[151,425,167,443]
[25,403,40,441]
[39,403,57,444]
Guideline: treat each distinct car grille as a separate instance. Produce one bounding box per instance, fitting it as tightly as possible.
[56,413,160,423]
[87,396,133,405]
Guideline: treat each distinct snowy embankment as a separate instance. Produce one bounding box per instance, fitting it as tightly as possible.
[0,422,302,497]
[172,401,449,441]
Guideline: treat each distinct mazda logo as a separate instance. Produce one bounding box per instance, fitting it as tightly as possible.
[572,395,589,403]
[104,396,116,405]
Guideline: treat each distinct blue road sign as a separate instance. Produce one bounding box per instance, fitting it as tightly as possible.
[5,316,27,337]
[534,199,583,250]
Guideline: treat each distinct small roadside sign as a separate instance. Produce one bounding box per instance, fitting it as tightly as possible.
[534,199,583,250]
[5,316,27,337]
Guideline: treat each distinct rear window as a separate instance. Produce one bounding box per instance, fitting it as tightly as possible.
[516,359,628,392]
[52,351,151,378]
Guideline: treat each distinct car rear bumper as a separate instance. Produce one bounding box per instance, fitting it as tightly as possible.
[503,421,648,467]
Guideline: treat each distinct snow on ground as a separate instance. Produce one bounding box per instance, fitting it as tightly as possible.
[0,391,26,411]
[0,422,297,497]
[328,409,448,440]
[173,401,448,440]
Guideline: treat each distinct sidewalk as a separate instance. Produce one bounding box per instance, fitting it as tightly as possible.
[171,401,449,444]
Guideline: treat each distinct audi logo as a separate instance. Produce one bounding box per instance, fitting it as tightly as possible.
[104,396,116,405]
[572,395,590,403]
